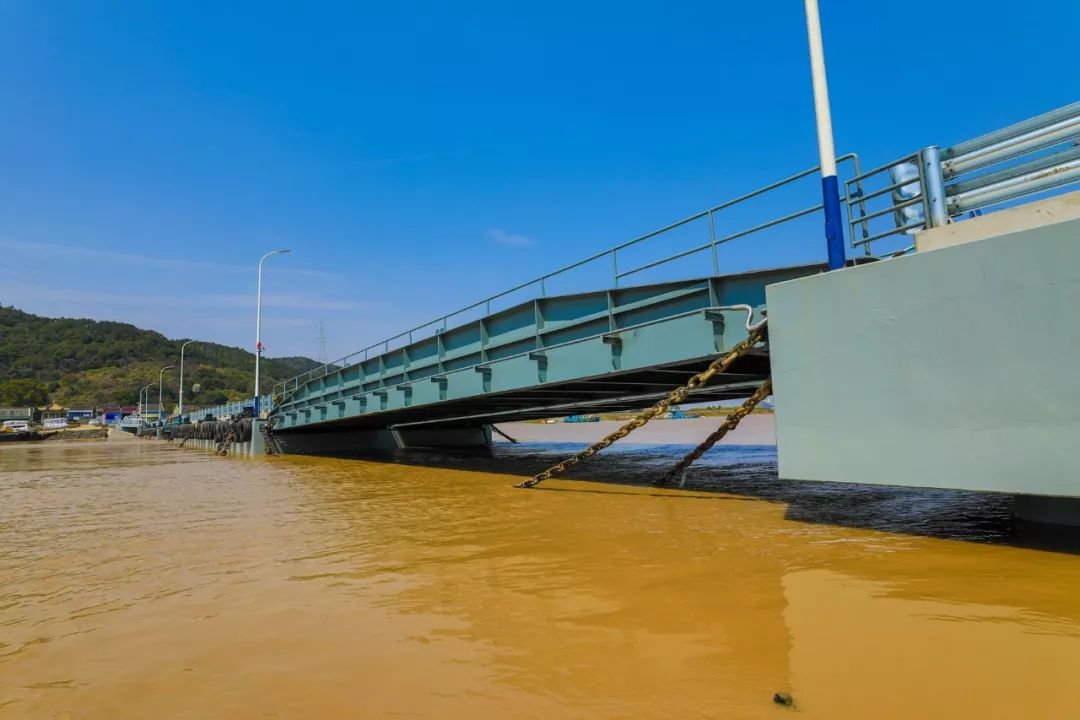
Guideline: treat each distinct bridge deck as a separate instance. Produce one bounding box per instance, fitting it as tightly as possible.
[273,264,819,435]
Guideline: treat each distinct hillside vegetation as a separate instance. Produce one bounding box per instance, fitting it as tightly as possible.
[0,306,319,408]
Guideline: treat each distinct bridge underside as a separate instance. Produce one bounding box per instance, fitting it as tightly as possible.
[272,265,820,455]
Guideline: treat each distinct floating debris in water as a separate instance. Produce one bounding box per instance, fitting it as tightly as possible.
[773,692,795,708]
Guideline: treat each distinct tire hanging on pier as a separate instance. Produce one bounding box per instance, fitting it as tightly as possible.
[163,415,252,456]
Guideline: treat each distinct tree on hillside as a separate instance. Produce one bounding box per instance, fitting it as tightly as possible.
[0,378,50,406]
[0,305,321,406]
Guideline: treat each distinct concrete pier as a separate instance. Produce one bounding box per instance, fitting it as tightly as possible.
[161,418,264,458]
[1013,495,1080,527]
[171,437,259,457]
[273,425,491,456]
[767,191,1080,523]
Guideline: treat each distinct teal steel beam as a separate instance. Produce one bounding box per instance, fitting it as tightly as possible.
[273,266,815,432]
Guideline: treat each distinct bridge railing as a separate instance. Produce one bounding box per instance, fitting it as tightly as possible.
[169,395,270,425]
[273,154,865,401]
[845,101,1080,256]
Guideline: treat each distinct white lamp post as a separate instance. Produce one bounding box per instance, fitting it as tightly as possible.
[179,340,196,416]
[254,248,291,416]
[140,383,155,427]
[158,365,174,424]
[803,0,845,270]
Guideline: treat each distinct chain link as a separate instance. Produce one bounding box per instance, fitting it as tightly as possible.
[261,415,281,456]
[657,377,772,486]
[216,423,236,457]
[517,323,768,489]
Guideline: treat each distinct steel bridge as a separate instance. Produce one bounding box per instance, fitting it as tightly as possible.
[266,102,1080,456]
[271,265,817,453]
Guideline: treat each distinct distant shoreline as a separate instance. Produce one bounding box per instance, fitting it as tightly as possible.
[0,427,109,445]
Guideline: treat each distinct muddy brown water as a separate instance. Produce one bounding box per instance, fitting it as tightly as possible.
[2,436,1079,719]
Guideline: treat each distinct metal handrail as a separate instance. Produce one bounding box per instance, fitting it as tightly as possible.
[845,101,1080,255]
[273,154,863,398]
[946,144,1080,198]
[170,395,270,425]
[942,101,1080,164]
[943,113,1080,178]
[844,151,927,252]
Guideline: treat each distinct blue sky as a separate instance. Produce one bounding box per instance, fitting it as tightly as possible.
[1,1,1076,361]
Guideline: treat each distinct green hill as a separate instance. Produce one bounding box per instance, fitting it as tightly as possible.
[0,306,320,409]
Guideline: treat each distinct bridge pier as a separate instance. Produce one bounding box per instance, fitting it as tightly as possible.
[252,419,266,455]
[767,191,1080,524]
[273,425,492,457]
[1013,496,1080,528]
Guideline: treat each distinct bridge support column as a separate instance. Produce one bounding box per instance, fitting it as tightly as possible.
[272,425,492,457]
[392,425,492,449]
[252,419,266,456]
[767,193,1080,505]
[1013,496,1080,528]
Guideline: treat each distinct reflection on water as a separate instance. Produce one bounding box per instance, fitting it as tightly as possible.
[1,440,1078,719]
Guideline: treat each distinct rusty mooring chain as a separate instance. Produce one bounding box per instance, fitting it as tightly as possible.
[516,323,768,489]
[260,414,281,456]
[657,377,772,487]
[216,422,236,457]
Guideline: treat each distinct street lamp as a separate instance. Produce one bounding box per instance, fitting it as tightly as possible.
[158,365,174,424]
[140,383,156,427]
[179,340,197,416]
[254,248,291,416]
[803,0,845,271]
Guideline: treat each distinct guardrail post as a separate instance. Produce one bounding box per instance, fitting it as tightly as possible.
[707,210,720,275]
[921,146,949,228]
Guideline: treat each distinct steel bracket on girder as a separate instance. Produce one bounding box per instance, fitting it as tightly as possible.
[601,334,622,347]
[703,308,727,330]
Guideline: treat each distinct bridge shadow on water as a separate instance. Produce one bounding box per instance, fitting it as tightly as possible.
[334,441,1080,556]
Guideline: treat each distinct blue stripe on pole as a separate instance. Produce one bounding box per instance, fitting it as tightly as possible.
[821,175,846,270]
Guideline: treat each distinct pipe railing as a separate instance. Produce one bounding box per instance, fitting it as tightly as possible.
[273,154,863,401]
[845,101,1080,255]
